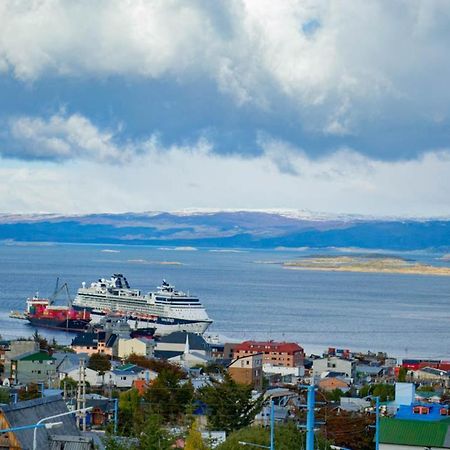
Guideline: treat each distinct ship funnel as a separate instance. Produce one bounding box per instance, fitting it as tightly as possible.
[82,282,86,288]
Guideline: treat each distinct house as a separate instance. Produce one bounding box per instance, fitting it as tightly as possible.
[104,364,157,388]
[0,395,92,450]
[71,332,118,357]
[312,356,356,382]
[3,340,40,381]
[379,417,450,449]
[228,353,263,391]
[118,337,155,359]
[10,351,56,384]
[154,332,210,359]
[233,341,304,368]
[167,334,210,368]
[340,397,371,412]
[60,365,104,387]
[414,367,450,385]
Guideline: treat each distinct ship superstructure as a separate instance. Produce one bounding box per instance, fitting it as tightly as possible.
[72,274,212,335]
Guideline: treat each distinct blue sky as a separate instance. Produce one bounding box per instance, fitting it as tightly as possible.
[0,0,449,216]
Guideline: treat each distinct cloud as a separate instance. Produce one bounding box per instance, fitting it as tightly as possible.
[1,127,449,216]
[6,112,138,162]
[1,0,449,138]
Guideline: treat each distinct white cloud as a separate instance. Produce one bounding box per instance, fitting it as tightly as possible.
[1,132,449,217]
[1,1,449,133]
[6,112,168,162]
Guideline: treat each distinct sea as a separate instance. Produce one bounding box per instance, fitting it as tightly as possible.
[0,242,449,360]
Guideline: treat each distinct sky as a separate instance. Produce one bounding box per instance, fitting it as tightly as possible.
[0,0,450,217]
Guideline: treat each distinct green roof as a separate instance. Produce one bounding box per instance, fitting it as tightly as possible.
[380,417,450,447]
[19,352,55,362]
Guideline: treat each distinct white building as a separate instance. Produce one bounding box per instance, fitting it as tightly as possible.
[312,356,356,382]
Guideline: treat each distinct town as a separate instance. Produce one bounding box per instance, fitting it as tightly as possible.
[0,315,448,449]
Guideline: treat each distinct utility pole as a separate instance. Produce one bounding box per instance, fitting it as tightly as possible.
[375,396,380,450]
[298,385,318,450]
[306,385,315,450]
[77,358,87,431]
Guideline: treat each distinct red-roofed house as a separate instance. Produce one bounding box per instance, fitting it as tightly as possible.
[233,341,304,368]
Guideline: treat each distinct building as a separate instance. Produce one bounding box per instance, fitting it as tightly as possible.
[233,341,304,368]
[60,365,104,387]
[0,395,90,450]
[104,364,157,388]
[318,377,350,392]
[10,351,56,385]
[228,353,263,390]
[413,367,450,384]
[379,417,450,449]
[3,340,40,381]
[71,331,118,357]
[118,337,155,359]
[167,334,210,369]
[154,332,210,359]
[312,356,356,381]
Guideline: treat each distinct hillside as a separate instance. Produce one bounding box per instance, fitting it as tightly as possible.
[0,211,449,251]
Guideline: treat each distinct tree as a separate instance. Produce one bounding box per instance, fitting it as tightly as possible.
[88,352,111,374]
[32,330,49,352]
[321,408,374,450]
[185,420,209,450]
[217,423,332,450]
[118,388,142,436]
[397,366,407,382]
[136,414,174,450]
[18,383,40,401]
[125,354,184,377]
[198,373,264,434]
[359,383,395,402]
[144,369,194,422]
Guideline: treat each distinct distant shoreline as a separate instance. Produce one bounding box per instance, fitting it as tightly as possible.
[283,256,450,276]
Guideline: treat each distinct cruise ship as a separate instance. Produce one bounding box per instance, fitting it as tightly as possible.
[72,274,212,335]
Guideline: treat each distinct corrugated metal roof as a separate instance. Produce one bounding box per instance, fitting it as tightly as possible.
[380,417,450,447]
[50,434,94,450]
[1,395,80,450]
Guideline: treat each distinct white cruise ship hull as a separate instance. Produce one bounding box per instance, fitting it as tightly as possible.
[73,275,212,335]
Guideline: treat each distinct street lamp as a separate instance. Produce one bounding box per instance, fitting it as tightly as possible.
[32,406,93,450]
[0,421,63,434]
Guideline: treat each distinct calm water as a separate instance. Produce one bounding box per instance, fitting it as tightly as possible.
[0,243,449,359]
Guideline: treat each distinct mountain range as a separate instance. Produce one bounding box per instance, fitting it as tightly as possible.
[0,210,449,251]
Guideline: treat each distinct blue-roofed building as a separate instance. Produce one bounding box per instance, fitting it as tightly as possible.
[395,402,449,422]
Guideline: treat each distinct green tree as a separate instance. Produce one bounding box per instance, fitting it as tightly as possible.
[397,366,407,382]
[324,388,345,402]
[217,423,332,450]
[136,414,174,450]
[118,388,142,436]
[198,373,264,434]
[88,352,111,374]
[359,383,395,402]
[144,369,194,422]
[185,420,209,450]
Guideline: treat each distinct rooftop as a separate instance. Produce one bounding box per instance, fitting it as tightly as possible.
[380,417,450,447]
[234,341,304,353]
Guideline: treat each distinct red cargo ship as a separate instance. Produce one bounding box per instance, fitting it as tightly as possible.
[26,296,91,331]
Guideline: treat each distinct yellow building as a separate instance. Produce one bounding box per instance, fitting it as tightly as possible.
[118,338,155,359]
